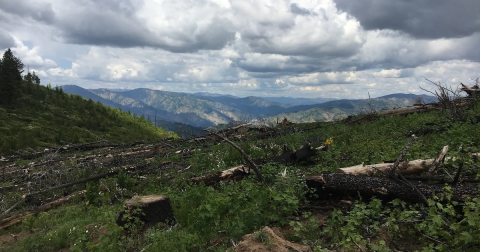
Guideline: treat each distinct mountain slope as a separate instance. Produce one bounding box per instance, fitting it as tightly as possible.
[63,86,212,128]
[65,86,437,127]
[0,84,176,155]
[259,96,337,106]
[94,88,249,126]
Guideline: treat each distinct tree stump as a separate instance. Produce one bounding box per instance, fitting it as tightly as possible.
[116,195,176,230]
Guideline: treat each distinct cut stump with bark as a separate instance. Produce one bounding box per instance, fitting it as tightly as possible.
[116,195,176,230]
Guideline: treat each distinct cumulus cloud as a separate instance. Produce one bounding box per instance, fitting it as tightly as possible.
[0,0,479,99]
[11,39,57,69]
[52,0,235,52]
[231,0,363,59]
[334,0,480,39]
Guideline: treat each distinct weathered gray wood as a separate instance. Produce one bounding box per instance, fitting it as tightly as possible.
[337,159,434,176]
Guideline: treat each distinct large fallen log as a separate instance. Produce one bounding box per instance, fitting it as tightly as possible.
[0,191,85,230]
[337,151,479,176]
[306,173,480,203]
[336,159,435,176]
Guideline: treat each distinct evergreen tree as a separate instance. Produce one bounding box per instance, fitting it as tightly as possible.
[32,71,40,85]
[23,71,40,85]
[24,71,33,84]
[0,48,24,106]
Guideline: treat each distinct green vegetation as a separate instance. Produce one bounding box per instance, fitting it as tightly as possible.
[0,49,176,155]
[1,98,479,251]
[2,49,480,252]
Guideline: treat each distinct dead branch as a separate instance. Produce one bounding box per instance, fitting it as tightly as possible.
[460,82,480,97]
[1,163,150,218]
[206,130,264,182]
[0,191,85,229]
[386,135,416,177]
[428,146,449,176]
[420,77,466,121]
[452,162,464,185]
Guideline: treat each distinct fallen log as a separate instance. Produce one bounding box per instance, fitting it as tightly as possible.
[0,191,85,230]
[337,152,479,176]
[1,163,152,218]
[336,159,434,176]
[217,123,252,134]
[376,104,437,117]
[306,173,480,203]
[186,165,250,186]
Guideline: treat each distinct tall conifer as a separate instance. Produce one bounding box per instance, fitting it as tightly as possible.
[0,48,24,106]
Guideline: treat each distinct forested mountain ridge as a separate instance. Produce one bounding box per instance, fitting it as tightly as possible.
[263,95,438,123]
[0,49,176,155]
[65,85,437,127]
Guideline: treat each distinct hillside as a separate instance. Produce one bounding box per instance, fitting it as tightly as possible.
[1,86,479,251]
[64,85,437,127]
[259,96,337,106]
[264,95,438,123]
[0,50,176,155]
[62,85,212,130]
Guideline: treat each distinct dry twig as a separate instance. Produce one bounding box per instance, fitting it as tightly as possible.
[205,130,264,183]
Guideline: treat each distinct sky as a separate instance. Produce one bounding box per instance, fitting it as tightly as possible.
[0,0,479,99]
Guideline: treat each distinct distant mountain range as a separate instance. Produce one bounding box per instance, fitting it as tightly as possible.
[263,94,438,123]
[62,85,437,132]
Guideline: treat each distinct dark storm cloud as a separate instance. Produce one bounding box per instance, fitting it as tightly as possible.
[334,0,480,39]
[57,10,155,48]
[55,0,235,52]
[0,0,55,24]
[0,28,15,49]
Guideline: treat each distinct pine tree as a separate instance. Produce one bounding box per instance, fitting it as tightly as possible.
[0,48,24,106]
[32,71,40,85]
[24,71,33,84]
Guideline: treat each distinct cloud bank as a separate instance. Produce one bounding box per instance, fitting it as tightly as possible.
[0,0,478,98]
